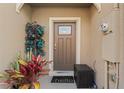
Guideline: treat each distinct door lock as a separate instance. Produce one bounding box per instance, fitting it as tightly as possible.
[54,43,57,50]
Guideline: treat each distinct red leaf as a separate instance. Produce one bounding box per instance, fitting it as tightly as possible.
[32,54,37,62]
[20,65,27,75]
[37,66,42,71]
[37,55,42,62]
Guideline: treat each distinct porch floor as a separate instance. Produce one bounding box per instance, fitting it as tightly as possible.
[39,75,77,89]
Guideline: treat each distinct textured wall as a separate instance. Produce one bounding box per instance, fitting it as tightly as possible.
[119,3,124,88]
[90,5,104,88]
[90,3,123,88]
[0,4,32,71]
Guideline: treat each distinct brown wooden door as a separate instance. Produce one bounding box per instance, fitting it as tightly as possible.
[54,22,76,71]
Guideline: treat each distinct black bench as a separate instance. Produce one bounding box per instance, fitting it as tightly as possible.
[74,64,94,88]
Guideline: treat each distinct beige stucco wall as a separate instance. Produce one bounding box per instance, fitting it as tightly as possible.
[90,3,124,88]
[0,4,32,71]
[32,7,91,66]
[90,5,104,88]
[119,3,124,88]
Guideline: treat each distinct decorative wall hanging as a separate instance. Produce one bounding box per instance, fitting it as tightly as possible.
[25,22,45,61]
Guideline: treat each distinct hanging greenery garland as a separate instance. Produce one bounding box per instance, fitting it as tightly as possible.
[25,22,45,60]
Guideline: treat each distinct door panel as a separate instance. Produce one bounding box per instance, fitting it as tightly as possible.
[54,22,76,71]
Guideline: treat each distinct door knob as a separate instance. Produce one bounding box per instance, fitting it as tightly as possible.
[54,43,57,50]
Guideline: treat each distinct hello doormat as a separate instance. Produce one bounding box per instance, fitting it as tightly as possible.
[51,76,74,83]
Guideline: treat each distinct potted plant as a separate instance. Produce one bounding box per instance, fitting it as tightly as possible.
[0,54,51,89]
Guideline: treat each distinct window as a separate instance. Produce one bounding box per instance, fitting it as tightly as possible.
[59,26,72,35]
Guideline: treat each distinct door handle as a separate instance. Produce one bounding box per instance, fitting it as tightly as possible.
[54,43,57,51]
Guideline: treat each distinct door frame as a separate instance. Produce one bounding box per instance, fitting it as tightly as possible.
[49,17,81,76]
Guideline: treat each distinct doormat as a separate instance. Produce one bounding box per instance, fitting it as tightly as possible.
[51,76,74,83]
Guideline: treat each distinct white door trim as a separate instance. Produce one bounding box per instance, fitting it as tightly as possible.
[49,17,81,76]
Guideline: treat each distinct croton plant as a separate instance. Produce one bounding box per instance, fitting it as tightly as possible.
[0,54,51,89]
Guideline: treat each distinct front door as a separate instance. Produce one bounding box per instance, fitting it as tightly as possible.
[54,22,76,71]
